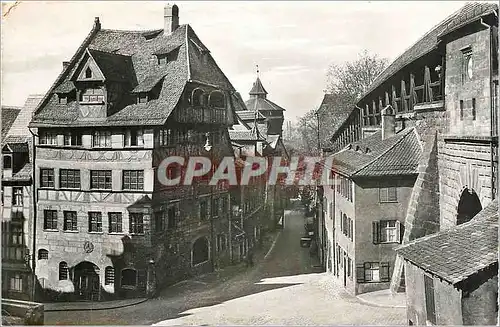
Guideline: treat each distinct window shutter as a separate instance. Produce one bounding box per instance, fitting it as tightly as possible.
[356,264,365,283]
[396,221,405,244]
[380,262,390,282]
[349,219,353,240]
[389,187,397,202]
[372,221,380,244]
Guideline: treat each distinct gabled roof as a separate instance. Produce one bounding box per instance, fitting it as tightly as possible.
[86,48,135,83]
[331,127,422,178]
[2,135,29,153]
[249,77,268,96]
[31,21,239,127]
[228,130,266,141]
[7,95,43,138]
[245,97,286,112]
[358,2,498,104]
[54,81,76,94]
[396,200,498,285]
[316,94,356,141]
[236,110,266,121]
[1,106,21,140]
[132,73,167,93]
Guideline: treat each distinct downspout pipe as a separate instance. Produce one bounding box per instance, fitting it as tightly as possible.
[480,18,496,200]
[28,127,37,302]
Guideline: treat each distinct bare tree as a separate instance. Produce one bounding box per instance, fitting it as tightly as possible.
[326,49,388,105]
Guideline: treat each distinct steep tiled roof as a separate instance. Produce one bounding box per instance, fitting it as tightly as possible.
[249,77,267,96]
[54,81,76,94]
[7,95,43,137]
[245,97,286,112]
[317,94,355,140]
[331,128,421,177]
[31,21,239,127]
[3,135,29,153]
[396,201,498,284]
[1,106,21,140]
[132,73,167,93]
[88,49,135,83]
[236,110,266,121]
[358,2,498,104]
[228,130,265,141]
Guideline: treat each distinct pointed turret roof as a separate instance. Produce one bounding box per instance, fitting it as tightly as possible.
[249,77,268,97]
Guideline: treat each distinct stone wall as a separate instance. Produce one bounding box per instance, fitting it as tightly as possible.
[404,261,463,325]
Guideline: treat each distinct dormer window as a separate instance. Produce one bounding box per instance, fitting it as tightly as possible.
[80,88,104,104]
[85,67,92,79]
[39,131,58,145]
[3,155,12,169]
[124,129,144,147]
[58,95,67,104]
[138,93,148,104]
[157,55,168,65]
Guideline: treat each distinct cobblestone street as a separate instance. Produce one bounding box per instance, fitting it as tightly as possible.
[45,207,406,325]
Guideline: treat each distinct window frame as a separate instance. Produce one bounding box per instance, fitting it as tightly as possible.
[105,266,115,285]
[9,273,23,292]
[108,212,123,233]
[59,262,69,280]
[63,211,78,231]
[92,131,112,148]
[379,187,397,203]
[121,268,137,289]
[12,187,23,207]
[122,170,144,190]
[88,212,103,233]
[38,249,49,260]
[90,170,112,190]
[129,212,144,235]
[40,168,55,188]
[424,274,437,324]
[59,169,81,189]
[63,131,83,146]
[43,210,58,230]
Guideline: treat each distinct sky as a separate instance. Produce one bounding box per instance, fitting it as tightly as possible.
[1,1,472,122]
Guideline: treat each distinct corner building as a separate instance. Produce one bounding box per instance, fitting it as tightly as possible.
[29,5,241,301]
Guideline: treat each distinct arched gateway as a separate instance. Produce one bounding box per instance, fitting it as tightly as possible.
[73,261,100,301]
[456,188,482,225]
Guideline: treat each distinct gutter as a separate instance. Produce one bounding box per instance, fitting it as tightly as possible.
[28,127,37,301]
[480,17,496,200]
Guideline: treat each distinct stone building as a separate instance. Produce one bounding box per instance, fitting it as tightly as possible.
[321,1,498,323]
[1,95,43,301]
[242,76,286,137]
[396,201,498,325]
[28,5,244,301]
[322,106,422,295]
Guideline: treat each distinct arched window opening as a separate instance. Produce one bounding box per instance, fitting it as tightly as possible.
[59,262,69,280]
[105,266,115,285]
[209,91,225,108]
[38,249,48,260]
[3,155,12,169]
[191,89,204,107]
[85,67,92,79]
[192,237,209,265]
[121,268,137,288]
[456,188,482,225]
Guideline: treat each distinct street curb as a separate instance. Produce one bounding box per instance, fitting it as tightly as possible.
[44,297,148,312]
[264,230,282,260]
[355,295,406,309]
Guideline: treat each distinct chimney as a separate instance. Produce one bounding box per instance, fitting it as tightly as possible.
[164,4,179,35]
[62,61,70,71]
[94,17,101,31]
[381,105,396,140]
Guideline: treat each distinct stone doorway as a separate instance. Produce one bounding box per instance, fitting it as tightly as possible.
[456,188,482,225]
[73,261,100,301]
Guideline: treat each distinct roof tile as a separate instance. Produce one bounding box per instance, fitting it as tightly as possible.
[396,201,498,284]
